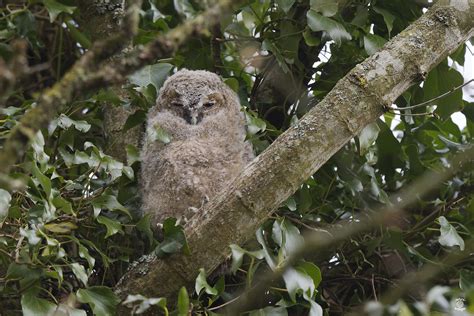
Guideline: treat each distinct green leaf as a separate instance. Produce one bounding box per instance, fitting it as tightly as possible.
[229,244,264,273]
[123,294,167,314]
[363,34,387,56]
[57,114,91,133]
[256,227,277,270]
[21,293,57,316]
[123,110,147,132]
[92,193,131,217]
[278,219,304,258]
[129,63,173,92]
[276,0,295,13]
[154,218,190,257]
[97,216,123,238]
[173,0,196,18]
[126,144,140,165]
[0,188,12,220]
[52,196,74,215]
[460,269,474,292]
[136,214,155,247]
[195,268,218,296]
[373,7,395,36]
[224,77,239,92]
[44,221,78,234]
[438,216,465,250]
[77,286,120,316]
[283,267,315,302]
[308,299,324,316]
[177,287,190,315]
[307,10,351,45]
[298,261,322,288]
[31,162,52,199]
[303,28,321,47]
[358,122,380,155]
[71,262,88,286]
[43,0,76,22]
[310,0,338,17]
[245,111,267,135]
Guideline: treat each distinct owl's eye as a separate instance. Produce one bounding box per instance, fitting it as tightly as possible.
[203,101,215,108]
[171,101,184,107]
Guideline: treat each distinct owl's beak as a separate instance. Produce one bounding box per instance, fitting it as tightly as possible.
[184,108,201,125]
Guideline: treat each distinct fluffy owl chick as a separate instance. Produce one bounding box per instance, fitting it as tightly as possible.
[140,69,254,229]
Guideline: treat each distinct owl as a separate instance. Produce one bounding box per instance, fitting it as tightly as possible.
[140,69,254,229]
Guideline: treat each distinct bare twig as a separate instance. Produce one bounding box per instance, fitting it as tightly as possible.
[393,79,474,111]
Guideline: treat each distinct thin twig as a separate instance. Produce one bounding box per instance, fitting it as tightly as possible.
[395,79,474,111]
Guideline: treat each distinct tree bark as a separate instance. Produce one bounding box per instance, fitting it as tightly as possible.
[114,0,474,307]
[75,0,142,162]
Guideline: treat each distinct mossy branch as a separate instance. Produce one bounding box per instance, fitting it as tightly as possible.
[0,0,243,175]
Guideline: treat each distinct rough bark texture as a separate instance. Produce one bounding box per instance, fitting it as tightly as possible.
[75,0,142,162]
[115,0,474,306]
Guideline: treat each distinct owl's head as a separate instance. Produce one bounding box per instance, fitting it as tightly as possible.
[154,69,239,125]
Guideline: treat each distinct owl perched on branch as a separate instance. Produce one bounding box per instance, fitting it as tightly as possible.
[140,69,254,229]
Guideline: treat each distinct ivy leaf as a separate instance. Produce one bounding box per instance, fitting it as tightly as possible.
[195,268,218,296]
[459,269,474,292]
[283,267,315,302]
[123,110,147,132]
[307,10,351,45]
[438,216,465,250]
[44,221,78,234]
[21,293,57,316]
[129,63,173,92]
[92,193,131,217]
[97,216,123,238]
[43,0,76,23]
[0,188,12,220]
[276,0,295,13]
[77,286,120,316]
[173,0,196,18]
[31,162,52,199]
[358,122,380,155]
[278,219,304,258]
[308,299,324,316]
[310,0,338,17]
[126,145,140,165]
[123,294,167,314]
[229,244,264,273]
[177,287,190,316]
[154,218,190,257]
[57,114,91,133]
[71,262,88,286]
[245,111,267,135]
[373,7,395,36]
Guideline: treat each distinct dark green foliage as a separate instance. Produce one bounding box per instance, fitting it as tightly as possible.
[0,0,473,315]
